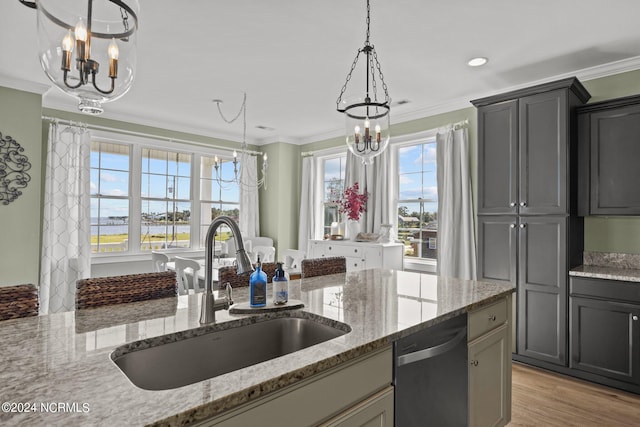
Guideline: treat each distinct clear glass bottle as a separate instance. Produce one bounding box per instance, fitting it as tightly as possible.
[273,262,289,305]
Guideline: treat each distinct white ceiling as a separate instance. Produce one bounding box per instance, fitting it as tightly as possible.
[2,0,640,145]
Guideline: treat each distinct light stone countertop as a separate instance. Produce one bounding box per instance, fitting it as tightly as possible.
[0,269,514,426]
[569,265,640,283]
[570,251,640,283]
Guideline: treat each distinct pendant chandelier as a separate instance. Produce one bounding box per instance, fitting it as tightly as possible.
[20,0,139,115]
[336,0,391,165]
[213,93,268,191]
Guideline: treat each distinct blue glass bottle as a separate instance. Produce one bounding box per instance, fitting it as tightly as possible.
[250,255,267,307]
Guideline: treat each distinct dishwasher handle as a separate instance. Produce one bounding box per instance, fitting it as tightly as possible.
[396,328,466,367]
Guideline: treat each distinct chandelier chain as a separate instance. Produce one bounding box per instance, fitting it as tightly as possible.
[372,49,390,103]
[365,0,371,45]
[336,49,362,107]
[120,8,130,33]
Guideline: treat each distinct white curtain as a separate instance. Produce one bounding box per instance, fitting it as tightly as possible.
[298,156,319,252]
[344,150,392,234]
[436,127,477,280]
[40,123,91,314]
[239,155,260,238]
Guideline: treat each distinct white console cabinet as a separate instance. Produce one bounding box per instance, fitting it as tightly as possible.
[308,240,404,272]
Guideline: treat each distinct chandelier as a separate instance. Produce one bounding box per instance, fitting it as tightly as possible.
[336,0,391,165]
[20,0,139,115]
[213,93,268,191]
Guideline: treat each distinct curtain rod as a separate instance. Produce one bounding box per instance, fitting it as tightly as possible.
[301,151,315,157]
[452,118,469,129]
[41,115,264,156]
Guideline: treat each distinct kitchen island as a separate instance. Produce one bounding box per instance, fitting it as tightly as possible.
[0,269,514,426]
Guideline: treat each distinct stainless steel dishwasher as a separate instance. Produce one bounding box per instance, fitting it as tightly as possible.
[394,313,468,426]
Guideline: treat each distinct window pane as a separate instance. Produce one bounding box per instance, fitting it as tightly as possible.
[91,198,129,254]
[140,200,191,251]
[99,170,129,197]
[398,145,422,174]
[142,174,168,199]
[398,171,423,200]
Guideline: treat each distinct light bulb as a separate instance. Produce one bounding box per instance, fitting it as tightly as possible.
[355,125,361,134]
[233,150,237,159]
[61,31,73,52]
[108,38,119,60]
[364,118,370,129]
[375,124,381,133]
[75,19,88,42]
[263,153,268,161]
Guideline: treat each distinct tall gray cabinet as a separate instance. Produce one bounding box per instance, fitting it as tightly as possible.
[472,78,590,369]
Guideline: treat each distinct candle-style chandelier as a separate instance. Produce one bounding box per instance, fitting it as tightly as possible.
[213,93,268,191]
[19,0,139,115]
[336,0,391,165]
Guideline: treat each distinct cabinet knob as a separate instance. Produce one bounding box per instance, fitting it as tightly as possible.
[354,249,358,253]
[519,223,526,229]
[520,202,527,207]
[510,224,516,229]
[328,246,332,250]
[470,360,479,367]
[488,314,497,322]
[510,202,516,207]
[633,315,638,321]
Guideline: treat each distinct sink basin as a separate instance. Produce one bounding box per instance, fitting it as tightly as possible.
[111,314,350,390]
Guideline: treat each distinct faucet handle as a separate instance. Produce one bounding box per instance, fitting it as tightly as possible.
[225,282,234,308]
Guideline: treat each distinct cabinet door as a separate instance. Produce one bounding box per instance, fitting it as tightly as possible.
[320,387,394,427]
[477,100,518,214]
[570,297,640,384]
[519,90,568,215]
[477,216,517,285]
[590,103,640,215]
[469,324,510,427]
[517,216,567,365]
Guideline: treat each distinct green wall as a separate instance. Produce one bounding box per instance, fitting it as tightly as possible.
[0,86,42,286]
[259,142,302,258]
[582,69,640,253]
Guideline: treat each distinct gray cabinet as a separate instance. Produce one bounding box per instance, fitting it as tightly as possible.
[517,216,567,365]
[569,276,640,393]
[577,94,640,215]
[475,78,588,216]
[477,100,518,214]
[473,78,589,369]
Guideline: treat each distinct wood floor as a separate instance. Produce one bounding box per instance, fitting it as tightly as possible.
[509,363,640,426]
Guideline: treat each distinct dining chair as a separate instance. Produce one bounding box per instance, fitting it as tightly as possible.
[217,262,277,290]
[300,257,347,278]
[0,284,39,321]
[281,249,306,279]
[76,271,177,309]
[151,251,170,272]
[251,245,276,263]
[174,256,203,295]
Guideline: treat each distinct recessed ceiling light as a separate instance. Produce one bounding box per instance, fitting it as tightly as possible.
[468,57,488,67]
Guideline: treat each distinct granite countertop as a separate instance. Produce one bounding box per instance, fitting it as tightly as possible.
[0,269,514,426]
[569,251,640,283]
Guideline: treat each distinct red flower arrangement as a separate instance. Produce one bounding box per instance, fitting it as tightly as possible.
[338,182,368,221]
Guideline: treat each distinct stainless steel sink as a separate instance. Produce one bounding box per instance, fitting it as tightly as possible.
[111,314,350,390]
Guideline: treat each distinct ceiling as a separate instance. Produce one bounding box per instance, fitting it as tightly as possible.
[2,0,640,145]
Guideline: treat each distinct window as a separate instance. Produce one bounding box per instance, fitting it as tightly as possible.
[141,148,192,250]
[90,141,131,253]
[396,138,438,261]
[89,132,240,256]
[321,154,346,237]
[199,155,240,247]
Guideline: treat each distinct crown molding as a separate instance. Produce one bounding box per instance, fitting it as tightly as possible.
[298,55,640,145]
[0,74,50,95]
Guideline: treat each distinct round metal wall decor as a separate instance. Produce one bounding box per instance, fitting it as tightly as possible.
[0,132,31,205]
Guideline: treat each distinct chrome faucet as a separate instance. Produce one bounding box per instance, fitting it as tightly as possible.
[200,216,254,324]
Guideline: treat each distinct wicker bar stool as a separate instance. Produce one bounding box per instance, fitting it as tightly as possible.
[217,262,277,290]
[0,284,39,321]
[76,271,177,309]
[300,257,347,278]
